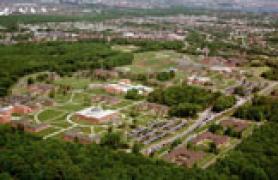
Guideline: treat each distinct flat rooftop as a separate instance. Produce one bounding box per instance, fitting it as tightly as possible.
[75,107,118,119]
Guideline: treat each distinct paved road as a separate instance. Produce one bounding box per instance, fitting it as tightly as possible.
[143,82,278,155]
[142,109,211,155]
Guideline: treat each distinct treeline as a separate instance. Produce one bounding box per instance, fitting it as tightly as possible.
[0,125,221,180]
[234,96,278,122]
[147,85,235,117]
[0,42,133,97]
[181,31,241,56]
[262,68,278,81]
[211,122,278,180]
[0,102,278,179]
[0,15,78,31]
[111,38,184,52]
[210,95,278,180]
[0,12,125,31]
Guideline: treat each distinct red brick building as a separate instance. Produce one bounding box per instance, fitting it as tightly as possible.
[220,119,249,133]
[192,132,230,148]
[91,95,121,106]
[0,106,13,124]
[13,104,33,115]
[75,107,119,124]
[164,147,206,168]
[136,102,169,117]
[11,119,50,133]
[64,130,100,144]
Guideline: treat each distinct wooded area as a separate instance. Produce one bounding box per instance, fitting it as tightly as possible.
[0,42,133,97]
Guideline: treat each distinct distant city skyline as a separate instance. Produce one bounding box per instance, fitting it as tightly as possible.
[0,0,277,12]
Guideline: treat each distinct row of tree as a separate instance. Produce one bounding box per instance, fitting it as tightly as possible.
[147,85,236,118]
[0,125,221,180]
[234,96,278,122]
[111,38,184,52]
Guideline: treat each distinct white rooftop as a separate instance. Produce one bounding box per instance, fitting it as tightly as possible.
[107,82,153,94]
[0,106,13,113]
[76,107,118,119]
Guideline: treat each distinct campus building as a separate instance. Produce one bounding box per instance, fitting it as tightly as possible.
[63,129,100,144]
[192,132,230,149]
[0,105,33,124]
[75,107,119,124]
[11,119,50,133]
[0,106,13,124]
[136,102,169,117]
[164,147,206,168]
[105,81,153,95]
[91,95,121,106]
[220,119,250,137]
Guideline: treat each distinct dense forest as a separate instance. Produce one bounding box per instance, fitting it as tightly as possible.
[234,96,278,122]
[211,122,278,180]
[147,85,235,117]
[0,42,133,97]
[0,125,220,180]
[0,101,278,179]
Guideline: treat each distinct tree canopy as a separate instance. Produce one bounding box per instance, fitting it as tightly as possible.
[0,42,133,97]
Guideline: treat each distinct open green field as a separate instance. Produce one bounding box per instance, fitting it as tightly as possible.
[54,77,92,89]
[57,103,86,112]
[125,50,183,73]
[112,45,139,53]
[72,92,91,104]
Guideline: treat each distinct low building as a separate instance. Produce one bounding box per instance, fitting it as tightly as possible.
[187,75,211,85]
[0,114,11,124]
[192,132,230,148]
[1,95,32,105]
[0,105,34,124]
[105,81,153,95]
[164,148,206,168]
[13,104,33,115]
[0,106,13,116]
[63,129,100,144]
[94,69,119,79]
[210,66,233,73]
[27,84,54,96]
[220,119,249,133]
[11,119,50,133]
[0,106,14,124]
[91,95,121,106]
[136,102,169,117]
[271,89,278,97]
[75,107,119,124]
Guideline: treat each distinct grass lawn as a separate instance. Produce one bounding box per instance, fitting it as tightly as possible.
[106,100,133,109]
[58,103,86,112]
[38,109,65,122]
[35,127,62,137]
[134,114,158,126]
[72,93,91,104]
[196,153,215,167]
[54,93,71,103]
[125,50,182,73]
[54,77,91,89]
[50,121,72,128]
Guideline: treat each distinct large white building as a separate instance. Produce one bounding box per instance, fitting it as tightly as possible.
[75,107,119,124]
[105,81,153,95]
